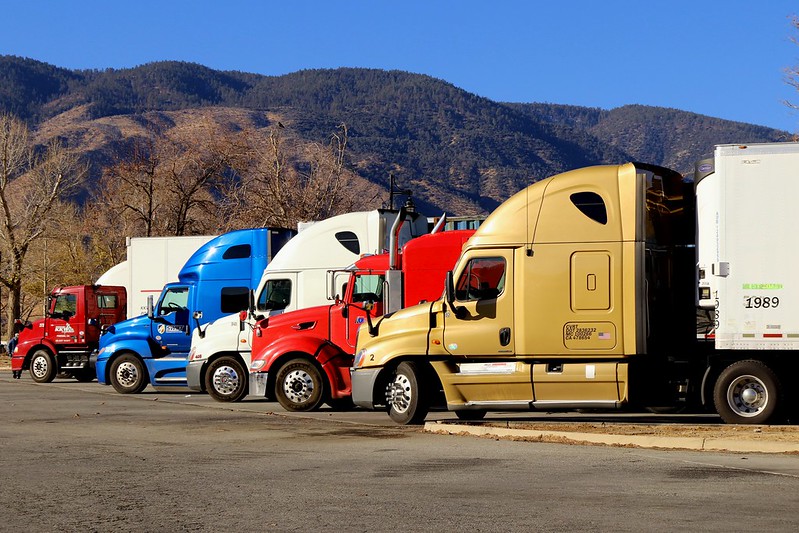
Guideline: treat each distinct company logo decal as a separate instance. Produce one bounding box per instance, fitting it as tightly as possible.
[55,324,75,333]
[157,324,188,334]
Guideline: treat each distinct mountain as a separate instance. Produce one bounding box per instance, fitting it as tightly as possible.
[0,55,790,215]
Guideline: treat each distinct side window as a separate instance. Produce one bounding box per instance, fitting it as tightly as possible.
[352,274,385,302]
[221,287,249,314]
[257,279,292,311]
[335,231,360,254]
[159,288,189,316]
[223,244,251,260]
[97,294,118,309]
[570,191,607,225]
[455,257,506,301]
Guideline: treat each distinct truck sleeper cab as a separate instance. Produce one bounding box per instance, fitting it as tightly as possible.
[352,162,700,424]
[95,227,294,393]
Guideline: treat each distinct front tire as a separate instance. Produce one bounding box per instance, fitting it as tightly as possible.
[275,358,326,411]
[714,360,782,424]
[109,354,148,394]
[29,350,57,383]
[386,361,429,425]
[205,356,247,402]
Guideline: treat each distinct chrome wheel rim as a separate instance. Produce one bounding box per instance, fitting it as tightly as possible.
[283,369,314,404]
[31,355,49,379]
[386,373,412,414]
[727,374,768,417]
[211,365,241,396]
[115,361,140,388]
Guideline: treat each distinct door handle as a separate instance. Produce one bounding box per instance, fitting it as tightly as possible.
[499,327,511,346]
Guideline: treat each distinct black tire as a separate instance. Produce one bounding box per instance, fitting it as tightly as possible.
[109,353,148,394]
[386,361,429,425]
[72,369,96,382]
[713,360,782,424]
[275,358,326,411]
[455,409,487,421]
[29,349,57,383]
[205,356,248,402]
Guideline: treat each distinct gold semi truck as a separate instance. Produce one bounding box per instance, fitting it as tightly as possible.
[350,144,799,425]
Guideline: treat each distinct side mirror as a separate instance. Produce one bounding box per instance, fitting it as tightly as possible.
[445,271,465,318]
[193,310,205,339]
[146,295,154,319]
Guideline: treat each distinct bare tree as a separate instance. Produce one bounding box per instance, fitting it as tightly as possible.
[228,123,358,229]
[0,114,86,337]
[98,120,240,238]
[99,137,161,236]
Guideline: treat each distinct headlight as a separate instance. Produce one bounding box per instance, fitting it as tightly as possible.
[354,348,367,368]
[250,359,266,371]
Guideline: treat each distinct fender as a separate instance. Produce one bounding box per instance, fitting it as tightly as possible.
[317,346,354,398]
[95,338,156,385]
[16,339,58,369]
[255,332,332,372]
[254,334,353,399]
[17,337,58,363]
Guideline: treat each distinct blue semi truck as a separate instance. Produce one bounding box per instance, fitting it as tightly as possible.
[93,227,294,393]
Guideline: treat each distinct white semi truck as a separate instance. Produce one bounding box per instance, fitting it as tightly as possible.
[351,142,799,425]
[186,209,429,401]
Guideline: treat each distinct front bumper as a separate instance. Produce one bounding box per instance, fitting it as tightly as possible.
[249,372,269,398]
[350,367,382,410]
[186,360,204,391]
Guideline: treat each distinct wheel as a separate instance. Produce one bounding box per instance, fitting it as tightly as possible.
[72,369,96,382]
[109,354,148,394]
[714,360,782,424]
[29,350,57,383]
[455,409,487,421]
[275,358,325,411]
[385,361,429,425]
[205,356,248,402]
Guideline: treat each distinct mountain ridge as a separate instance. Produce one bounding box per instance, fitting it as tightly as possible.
[0,55,790,215]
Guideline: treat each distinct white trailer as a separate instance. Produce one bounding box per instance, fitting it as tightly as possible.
[697,143,799,349]
[96,235,215,317]
[186,209,429,401]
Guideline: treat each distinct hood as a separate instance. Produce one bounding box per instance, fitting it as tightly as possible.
[99,314,151,347]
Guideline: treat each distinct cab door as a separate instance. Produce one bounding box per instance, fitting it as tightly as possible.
[330,272,385,352]
[150,286,191,383]
[443,250,514,357]
[48,291,82,348]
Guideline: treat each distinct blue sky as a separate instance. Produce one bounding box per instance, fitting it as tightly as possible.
[2,1,798,132]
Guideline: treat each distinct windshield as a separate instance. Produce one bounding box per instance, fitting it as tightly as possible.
[352,273,384,303]
[52,293,77,319]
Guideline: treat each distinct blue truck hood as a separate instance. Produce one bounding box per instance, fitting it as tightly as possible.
[99,314,151,348]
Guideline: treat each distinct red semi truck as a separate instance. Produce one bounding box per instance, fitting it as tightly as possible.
[11,285,127,382]
[248,228,475,411]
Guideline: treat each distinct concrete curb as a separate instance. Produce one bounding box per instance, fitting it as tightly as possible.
[424,422,799,454]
